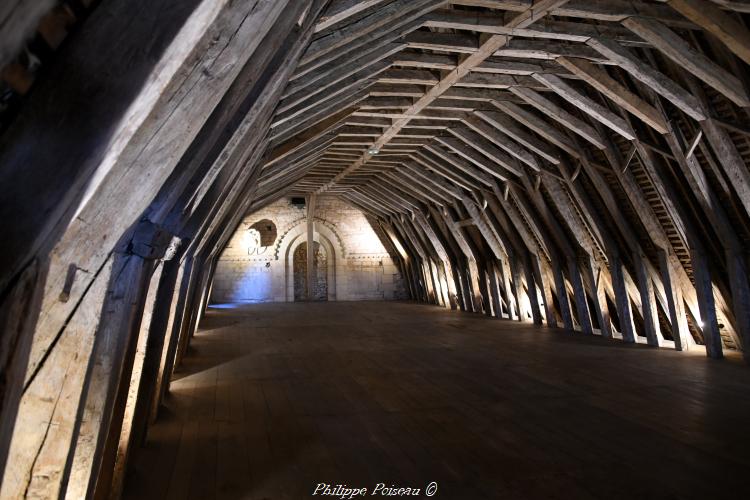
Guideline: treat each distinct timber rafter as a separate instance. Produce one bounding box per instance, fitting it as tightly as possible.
[2,1,750,497]
[249,0,750,359]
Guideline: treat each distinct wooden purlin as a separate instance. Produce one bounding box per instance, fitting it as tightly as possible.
[315,0,572,194]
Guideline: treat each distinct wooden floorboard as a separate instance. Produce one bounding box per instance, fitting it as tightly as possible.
[123,301,750,500]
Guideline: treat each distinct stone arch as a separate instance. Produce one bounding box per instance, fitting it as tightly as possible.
[283,227,341,302]
[274,216,346,260]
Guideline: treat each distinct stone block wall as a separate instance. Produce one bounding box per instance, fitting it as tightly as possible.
[210,196,408,303]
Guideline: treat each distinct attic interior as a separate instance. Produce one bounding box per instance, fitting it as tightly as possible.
[2,0,750,498]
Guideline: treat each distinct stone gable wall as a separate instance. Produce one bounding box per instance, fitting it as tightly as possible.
[210,196,408,303]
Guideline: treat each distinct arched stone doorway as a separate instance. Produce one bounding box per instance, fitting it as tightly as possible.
[293,241,328,301]
[283,225,340,302]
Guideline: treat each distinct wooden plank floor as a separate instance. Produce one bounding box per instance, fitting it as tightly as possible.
[123,301,750,500]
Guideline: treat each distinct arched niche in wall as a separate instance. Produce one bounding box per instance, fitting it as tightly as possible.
[277,219,344,302]
[249,219,277,247]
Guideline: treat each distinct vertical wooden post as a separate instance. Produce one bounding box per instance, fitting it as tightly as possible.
[450,263,466,311]
[438,262,457,309]
[582,257,612,338]
[421,262,431,304]
[427,260,441,305]
[191,261,214,331]
[524,255,543,326]
[568,258,594,335]
[409,258,425,303]
[426,261,439,306]
[129,256,181,447]
[532,256,556,328]
[634,252,662,347]
[62,253,155,499]
[64,219,175,499]
[476,262,493,317]
[153,258,191,416]
[725,250,750,362]
[487,262,504,318]
[306,194,316,301]
[552,265,574,331]
[691,247,723,358]
[609,253,636,343]
[0,258,47,489]
[174,257,204,368]
[1,257,113,500]
[460,262,476,312]
[428,261,445,307]
[466,260,483,313]
[510,257,525,322]
[107,261,166,500]
[401,257,418,301]
[499,258,518,320]
[657,250,691,351]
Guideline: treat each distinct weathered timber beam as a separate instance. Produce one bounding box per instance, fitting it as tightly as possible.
[1,3,305,496]
[403,160,464,200]
[294,16,424,81]
[551,0,697,29]
[622,16,750,107]
[509,86,607,149]
[278,58,394,114]
[274,71,381,127]
[587,37,708,121]
[708,0,750,13]
[462,115,541,170]
[270,86,372,143]
[685,76,750,221]
[445,128,525,176]
[184,2,332,263]
[418,147,491,190]
[288,42,403,96]
[510,183,576,330]
[316,0,571,193]
[380,173,441,206]
[0,0,284,294]
[475,109,562,163]
[423,9,646,45]
[668,0,750,65]
[301,0,443,65]
[314,0,391,33]
[431,140,508,184]
[495,40,614,64]
[555,56,668,134]
[385,172,447,206]
[265,109,352,168]
[392,52,456,71]
[64,250,155,499]
[168,1,327,242]
[532,72,636,140]
[405,30,479,54]
[489,100,580,157]
[450,0,530,10]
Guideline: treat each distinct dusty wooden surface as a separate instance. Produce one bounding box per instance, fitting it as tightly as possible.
[124,301,750,500]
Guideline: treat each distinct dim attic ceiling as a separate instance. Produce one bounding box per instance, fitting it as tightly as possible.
[2,0,750,497]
